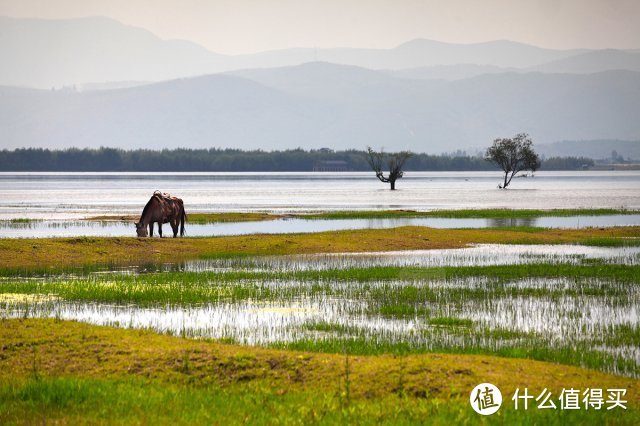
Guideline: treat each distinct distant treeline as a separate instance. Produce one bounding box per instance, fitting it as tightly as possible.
[0,148,594,172]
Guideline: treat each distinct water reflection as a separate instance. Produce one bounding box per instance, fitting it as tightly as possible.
[487,217,537,227]
[179,245,640,272]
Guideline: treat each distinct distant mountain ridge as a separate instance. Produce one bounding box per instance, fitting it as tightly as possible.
[1,62,638,153]
[1,16,639,88]
[528,50,640,74]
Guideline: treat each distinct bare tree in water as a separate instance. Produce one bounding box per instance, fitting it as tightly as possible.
[485,133,540,189]
[366,147,413,190]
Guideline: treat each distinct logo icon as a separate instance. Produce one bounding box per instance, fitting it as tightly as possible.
[470,383,502,415]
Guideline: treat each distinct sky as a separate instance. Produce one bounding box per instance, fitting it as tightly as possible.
[0,0,639,54]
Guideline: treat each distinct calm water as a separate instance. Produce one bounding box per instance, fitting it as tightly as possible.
[1,214,640,238]
[1,171,639,220]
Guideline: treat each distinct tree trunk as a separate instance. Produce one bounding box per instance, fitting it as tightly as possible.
[505,170,517,188]
[390,179,396,190]
[502,172,509,189]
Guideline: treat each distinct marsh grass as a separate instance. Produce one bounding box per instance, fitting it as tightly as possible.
[301,208,638,220]
[1,263,638,305]
[7,218,38,224]
[1,235,639,388]
[2,266,638,376]
[428,317,474,327]
[579,237,640,247]
[377,303,431,318]
[83,208,638,224]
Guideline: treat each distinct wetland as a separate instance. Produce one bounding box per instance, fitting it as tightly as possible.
[1,171,639,423]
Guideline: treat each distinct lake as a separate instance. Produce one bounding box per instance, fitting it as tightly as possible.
[1,171,639,220]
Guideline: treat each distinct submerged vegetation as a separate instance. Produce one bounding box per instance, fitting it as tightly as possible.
[1,248,639,376]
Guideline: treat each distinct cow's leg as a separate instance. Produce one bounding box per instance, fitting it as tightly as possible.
[158,223,163,238]
[149,223,154,237]
[171,220,179,238]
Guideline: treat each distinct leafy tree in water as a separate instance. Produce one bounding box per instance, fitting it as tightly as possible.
[366,146,413,190]
[485,133,540,189]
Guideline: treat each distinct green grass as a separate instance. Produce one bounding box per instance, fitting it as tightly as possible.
[579,237,640,247]
[0,319,638,424]
[428,317,474,327]
[270,337,640,378]
[2,377,636,425]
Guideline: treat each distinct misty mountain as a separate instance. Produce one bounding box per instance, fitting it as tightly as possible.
[530,50,640,74]
[2,62,639,153]
[236,39,584,72]
[0,16,226,88]
[229,63,640,147]
[384,64,516,81]
[78,81,151,91]
[3,16,638,89]
[0,74,337,151]
[379,38,583,68]
[228,62,432,101]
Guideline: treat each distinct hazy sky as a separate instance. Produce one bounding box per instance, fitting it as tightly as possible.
[1,0,639,54]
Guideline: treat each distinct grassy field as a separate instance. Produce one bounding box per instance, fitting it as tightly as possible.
[0,319,637,425]
[0,225,639,271]
[82,208,639,223]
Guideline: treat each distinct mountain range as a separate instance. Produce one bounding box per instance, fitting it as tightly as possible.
[2,16,640,88]
[0,16,639,153]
